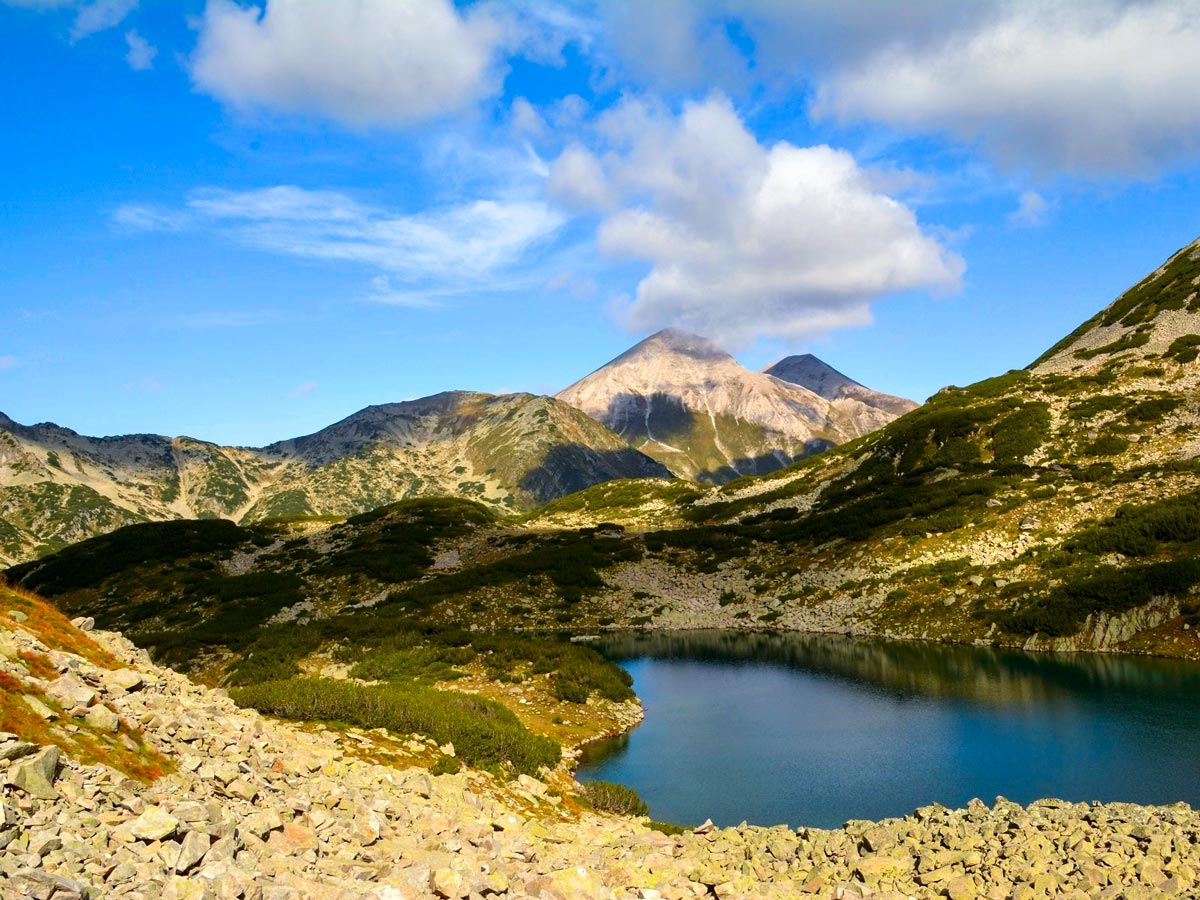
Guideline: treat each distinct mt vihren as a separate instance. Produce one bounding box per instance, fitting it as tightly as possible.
[557,329,914,484]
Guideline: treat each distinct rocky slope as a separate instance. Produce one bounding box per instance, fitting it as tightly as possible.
[557,330,913,484]
[0,393,668,566]
[4,588,1199,900]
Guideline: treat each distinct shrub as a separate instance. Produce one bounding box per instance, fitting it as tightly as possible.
[231,677,559,775]
[580,780,649,817]
[1083,435,1130,457]
[551,677,588,703]
[1067,491,1200,557]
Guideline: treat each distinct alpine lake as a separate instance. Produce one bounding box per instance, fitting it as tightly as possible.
[576,631,1200,830]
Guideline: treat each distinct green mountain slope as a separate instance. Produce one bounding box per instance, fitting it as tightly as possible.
[0,392,669,565]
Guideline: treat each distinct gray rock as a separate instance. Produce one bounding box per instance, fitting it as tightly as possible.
[9,869,90,899]
[8,745,60,799]
[130,806,181,842]
[45,673,97,709]
[176,829,211,874]
[84,704,120,733]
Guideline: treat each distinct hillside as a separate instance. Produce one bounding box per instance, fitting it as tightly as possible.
[0,392,668,565]
[556,329,914,484]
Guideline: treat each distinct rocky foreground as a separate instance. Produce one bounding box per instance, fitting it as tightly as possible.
[3,622,1200,900]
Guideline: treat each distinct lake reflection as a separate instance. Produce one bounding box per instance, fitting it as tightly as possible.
[576,631,1200,829]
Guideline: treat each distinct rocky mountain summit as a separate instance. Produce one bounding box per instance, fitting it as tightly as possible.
[4,590,1199,900]
[557,330,913,484]
[764,355,918,418]
[0,393,667,566]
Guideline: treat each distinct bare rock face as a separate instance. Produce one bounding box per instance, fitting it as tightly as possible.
[558,329,916,483]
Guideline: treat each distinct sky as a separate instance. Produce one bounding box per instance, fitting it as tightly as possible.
[4,0,1200,446]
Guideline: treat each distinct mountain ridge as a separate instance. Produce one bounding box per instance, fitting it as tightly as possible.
[0,391,670,565]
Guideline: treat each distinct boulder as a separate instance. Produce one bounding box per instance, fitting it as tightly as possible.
[45,673,96,709]
[7,745,60,799]
[130,806,181,842]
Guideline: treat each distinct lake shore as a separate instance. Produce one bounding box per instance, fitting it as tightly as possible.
[5,619,1199,900]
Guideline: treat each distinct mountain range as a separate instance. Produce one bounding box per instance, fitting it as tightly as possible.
[0,337,909,564]
[9,235,1200,675]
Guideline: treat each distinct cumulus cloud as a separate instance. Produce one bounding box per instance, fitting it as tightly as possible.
[115,186,565,290]
[123,28,155,69]
[550,95,963,344]
[585,2,1200,177]
[811,1,1200,176]
[191,0,503,128]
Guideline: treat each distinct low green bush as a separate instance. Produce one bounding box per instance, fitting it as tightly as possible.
[231,677,559,775]
[580,780,649,817]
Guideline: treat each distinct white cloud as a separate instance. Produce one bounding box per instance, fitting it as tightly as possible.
[288,381,317,398]
[547,145,613,211]
[112,204,188,232]
[551,95,962,345]
[1010,191,1051,227]
[0,355,18,371]
[813,1,1200,176]
[191,0,503,128]
[124,28,155,69]
[2,0,137,37]
[70,0,134,39]
[115,185,565,290]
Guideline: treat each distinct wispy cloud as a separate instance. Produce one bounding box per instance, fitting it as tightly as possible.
[1009,191,1051,228]
[124,28,156,70]
[289,381,318,398]
[115,185,566,295]
[0,355,18,371]
[71,0,136,40]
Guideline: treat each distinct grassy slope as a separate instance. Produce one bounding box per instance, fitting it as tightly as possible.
[0,584,170,782]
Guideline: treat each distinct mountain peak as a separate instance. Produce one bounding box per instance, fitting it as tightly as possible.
[765,354,863,401]
[617,328,732,365]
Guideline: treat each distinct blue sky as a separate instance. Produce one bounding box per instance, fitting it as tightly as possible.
[4,0,1200,446]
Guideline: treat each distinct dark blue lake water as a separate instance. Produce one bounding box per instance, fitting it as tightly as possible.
[575,631,1200,830]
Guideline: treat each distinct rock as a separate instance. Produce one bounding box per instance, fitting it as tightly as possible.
[432,867,467,898]
[176,829,211,873]
[23,694,57,720]
[694,819,716,835]
[8,745,60,799]
[70,616,95,631]
[0,738,38,761]
[9,869,90,900]
[84,704,120,733]
[349,805,381,845]
[104,669,145,693]
[45,673,97,709]
[130,806,181,842]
